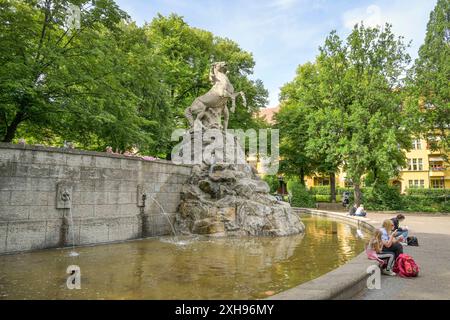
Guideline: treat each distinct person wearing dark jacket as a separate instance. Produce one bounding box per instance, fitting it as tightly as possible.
[348,204,357,216]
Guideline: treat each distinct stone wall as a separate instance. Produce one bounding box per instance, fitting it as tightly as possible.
[0,143,191,254]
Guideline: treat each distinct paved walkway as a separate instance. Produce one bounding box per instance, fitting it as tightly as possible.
[352,212,450,300]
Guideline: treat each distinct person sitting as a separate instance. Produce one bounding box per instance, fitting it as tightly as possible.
[348,204,357,216]
[391,214,408,245]
[367,230,396,276]
[355,204,367,217]
[380,219,403,260]
[342,192,350,208]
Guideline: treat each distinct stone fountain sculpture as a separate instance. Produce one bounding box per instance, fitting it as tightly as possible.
[174,62,304,237]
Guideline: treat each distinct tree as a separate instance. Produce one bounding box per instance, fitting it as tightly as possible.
[0,0,143,147]
[145,14,268,156]
[330,24,412,205]
[408,0,450,155]
[0,4,268,156]
[278,24,412,205]
[275,87,316,185]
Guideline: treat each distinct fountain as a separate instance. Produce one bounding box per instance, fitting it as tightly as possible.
[148,194,178,237]
[61,189,79,257]
[174,62,304,237]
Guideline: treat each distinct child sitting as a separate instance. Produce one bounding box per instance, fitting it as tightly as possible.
[367,230,396,276]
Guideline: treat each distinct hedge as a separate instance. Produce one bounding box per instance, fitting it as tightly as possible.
[287,180,316,208]
[406,188,449,197]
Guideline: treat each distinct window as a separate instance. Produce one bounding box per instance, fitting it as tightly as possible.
[409,180,425,188]
[431,179,444,189]
[314,177,330,186]
[407,158,424,171]
[430,162,444,171]
[344,179,353,188]
[412,139,422,150]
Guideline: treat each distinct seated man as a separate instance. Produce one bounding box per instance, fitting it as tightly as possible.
[355,204,367,217]
[391,214,408,245]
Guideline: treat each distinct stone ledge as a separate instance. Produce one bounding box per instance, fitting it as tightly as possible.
[0,142,192,168]
[268,208,377,300]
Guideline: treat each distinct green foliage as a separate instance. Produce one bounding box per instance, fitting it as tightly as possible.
[363,184,403,211]
[262,175,279,194]
[274,102,315,182]
[407,0,450,153]
[402,195,448,213]
[287,180,316,208]
[310,186,352,195]
[406,188,449,197]
[315,195,331,202]
[278,23,413,205]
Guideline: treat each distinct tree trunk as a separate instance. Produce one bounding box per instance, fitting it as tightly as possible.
[299,167,305,186]
[330,172,336,203]
[354,183,362,207]
[2,112,24,143]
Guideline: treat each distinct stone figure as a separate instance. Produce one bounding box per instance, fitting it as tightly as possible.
[184,61,247,131]
[175,61,304,237]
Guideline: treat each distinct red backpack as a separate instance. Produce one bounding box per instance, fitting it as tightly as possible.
[393,254,419,277]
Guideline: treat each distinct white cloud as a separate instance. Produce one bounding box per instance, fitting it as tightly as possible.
[342,1,436,60]
[343,4,384,29]
[269,0,299,10]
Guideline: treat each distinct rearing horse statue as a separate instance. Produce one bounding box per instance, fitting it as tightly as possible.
[184,62,247,131]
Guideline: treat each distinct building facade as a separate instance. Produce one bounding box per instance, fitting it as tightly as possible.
[258,107,449,193]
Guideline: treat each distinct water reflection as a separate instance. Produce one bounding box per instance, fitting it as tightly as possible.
[0,215,368,300]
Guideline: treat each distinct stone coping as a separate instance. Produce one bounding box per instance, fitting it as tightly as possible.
[0,142,192,168]
[268,208,377,300]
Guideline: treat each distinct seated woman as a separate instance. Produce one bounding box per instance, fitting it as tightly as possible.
[355,204,367,217]
[380,219,403,260]
[367,230,396,276]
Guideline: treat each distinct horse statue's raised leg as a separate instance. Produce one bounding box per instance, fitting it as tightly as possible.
[229,91,247,113]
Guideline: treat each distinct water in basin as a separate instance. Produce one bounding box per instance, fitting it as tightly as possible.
[0,215,369,299]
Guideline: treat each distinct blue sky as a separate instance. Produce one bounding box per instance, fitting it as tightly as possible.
[115,0,437,107]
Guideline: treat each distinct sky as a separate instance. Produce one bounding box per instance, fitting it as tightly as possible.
[114,0,437,107]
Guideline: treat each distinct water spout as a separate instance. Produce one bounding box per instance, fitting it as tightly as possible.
[148,194,177,237]
[62,190,79,257]
[209,154,216,176]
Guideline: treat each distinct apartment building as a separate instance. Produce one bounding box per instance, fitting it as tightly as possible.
[258,107,449,193]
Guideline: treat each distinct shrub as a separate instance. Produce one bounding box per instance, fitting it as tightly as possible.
[315,194,330,202]
[310,186,331,195]
[402,195,439,212]
[287,181,316,208]
[364,184,403,211]
[406,188,448,197]
[309,186,351,202]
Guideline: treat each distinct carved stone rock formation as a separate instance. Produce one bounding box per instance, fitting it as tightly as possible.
[174,130,305,237]
[176,61,304,237]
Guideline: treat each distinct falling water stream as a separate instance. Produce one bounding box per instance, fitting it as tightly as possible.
[148,194,178,238]
[67,207,79,257]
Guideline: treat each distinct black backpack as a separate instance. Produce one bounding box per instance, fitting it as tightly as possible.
[407,236,419,246]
